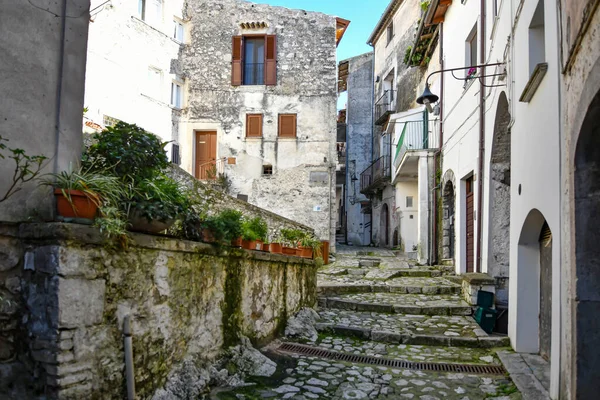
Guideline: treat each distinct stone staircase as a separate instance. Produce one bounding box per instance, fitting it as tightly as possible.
[216,249,520,399]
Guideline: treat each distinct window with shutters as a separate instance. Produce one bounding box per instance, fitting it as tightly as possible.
[246,114,263,137]
[171,80,183,108]
[232,35,277,86]
[278,114,297,138]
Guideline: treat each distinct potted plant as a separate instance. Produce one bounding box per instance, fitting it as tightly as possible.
[280,228,304,256]
[299,234,322,259]
[269,241,283,254]
[241,217,268,251]
[128,175,188,234]
[41,166,122,220]
[203,209,243,245]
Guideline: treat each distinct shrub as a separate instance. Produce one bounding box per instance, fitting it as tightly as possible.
[130,174,189,223]
[241,217,268,242]
[204,209,243,242]
[83,121,169,180]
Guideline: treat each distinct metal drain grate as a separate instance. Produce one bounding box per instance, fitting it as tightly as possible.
[277,342,506,375]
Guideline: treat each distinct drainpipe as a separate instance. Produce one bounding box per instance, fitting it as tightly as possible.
[476,0,486,273]
[432,23,445,265]
[53,0,68,174]
[123,316,136,400]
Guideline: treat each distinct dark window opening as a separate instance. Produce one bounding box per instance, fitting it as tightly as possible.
[244,38,265,85]
[263,165,273,175]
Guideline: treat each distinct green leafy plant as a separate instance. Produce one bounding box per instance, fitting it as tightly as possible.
[83,121,169,180]
[403,46,412,64]
[130,174,189,223]
[241,217,268,242]
[280,228,304,247]
[204,209,243,242]
[420,0,431,12]
[0,136,47,203]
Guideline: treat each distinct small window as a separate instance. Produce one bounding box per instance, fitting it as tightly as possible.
[171,81,183,108]
[262,165,273,175]
[173,19,184,42]
[246,114,263,137]
[171,143,180,164]
[492,0,500,18]
[466,24,478,70]
[278,114,297,138]
[147,67,162,100]
[528,0,545,75]
[406,196,414,208]
[387,22,394,45]
[139,0,162,25]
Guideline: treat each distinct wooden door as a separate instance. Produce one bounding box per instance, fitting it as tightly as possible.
[195,131,217,180]
[466,178,475,272]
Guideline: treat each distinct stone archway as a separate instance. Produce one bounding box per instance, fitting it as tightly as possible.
[441,170,456,263]
[573,87,600,399]
[442,181,456,261]
[489,92,511,302]
[514,209,552,358]
[381,203,389,246]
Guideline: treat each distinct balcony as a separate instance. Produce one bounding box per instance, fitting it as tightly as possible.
[393,120,439,182]
[375,90,396,125]
[360,155,391,194]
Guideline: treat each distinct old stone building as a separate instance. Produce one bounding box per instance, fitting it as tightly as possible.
[337,52,374,246]
[175,0,349,246]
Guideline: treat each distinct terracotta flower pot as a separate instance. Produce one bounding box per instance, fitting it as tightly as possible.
[299,246,313,259]
[320,240,330,265]
[282,246,297,256]
[295,248,304,257]
[128,211,174,234]
[231,237,243,247]
[262,243,271,252]
[242,239,257,250]
[201,228,216,243]
[54,189,99,220]
[269,243,282,254]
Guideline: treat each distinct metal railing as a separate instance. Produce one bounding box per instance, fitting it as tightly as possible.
[375,90,396,125]
[197,157,226,181]
[393,120,439,171]
[243,63,265,85]
[360,155,391,193]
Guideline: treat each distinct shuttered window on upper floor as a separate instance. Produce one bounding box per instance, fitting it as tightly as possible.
[278,114,297,138]
[232,35,277,86]
[246,114,263,137]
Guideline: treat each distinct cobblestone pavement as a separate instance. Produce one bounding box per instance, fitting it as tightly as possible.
[215,246,521,399]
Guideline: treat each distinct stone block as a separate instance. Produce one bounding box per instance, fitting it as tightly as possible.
[371,330,401,344]
[388,286,408,294]
[355,302,392,313]
[33,246,60,274]
[47,371,89,387]
[0,338,14,360]
[328,299,356,310]
[44,361,92,377]
[57,278,105,328]
[393,305,421,315]
[331,325,371,340]
[0,237,22,272]
[371,285,390,293]
[406,286,422,294]
[421,286,439,295]
[55,382,93,399]
[4,276,21,294]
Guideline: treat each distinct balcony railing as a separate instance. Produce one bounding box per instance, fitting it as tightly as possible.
[393,120,439,171]
[360,155,391,194]
[375,90,396,125]
[197,157,226,181]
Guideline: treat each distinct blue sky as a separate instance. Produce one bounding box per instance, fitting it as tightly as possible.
[254,0,390,61]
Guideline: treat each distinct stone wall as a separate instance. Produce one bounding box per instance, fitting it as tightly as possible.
[171,165,315,239]
[0,223,317,399]
[176,0,338,246]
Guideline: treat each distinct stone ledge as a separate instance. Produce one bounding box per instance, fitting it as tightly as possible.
[13,222,314,266]
[461,273,495,285]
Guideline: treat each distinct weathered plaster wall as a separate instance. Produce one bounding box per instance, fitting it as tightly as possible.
[178,0,338,245]
[0,0,90,222]
[84,0,183,151]
[560,3,600,399]
[0,223,316,399]
[343,53,374,246]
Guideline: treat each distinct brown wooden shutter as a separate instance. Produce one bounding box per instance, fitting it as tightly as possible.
[246,114,263,137]
[232,36,243,86]
[265,35,277,86]
[278,114,296,137]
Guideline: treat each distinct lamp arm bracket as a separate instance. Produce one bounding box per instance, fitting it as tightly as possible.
[425,62,506,85]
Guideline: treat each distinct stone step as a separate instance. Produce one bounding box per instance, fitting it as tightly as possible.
[217,348,521,399]
[316,309,510,348]
[317,277,462,296]
[293,335,503,367]
[318,293,472,316]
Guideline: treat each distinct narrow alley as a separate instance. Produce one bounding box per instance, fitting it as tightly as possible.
[216,246,540,399]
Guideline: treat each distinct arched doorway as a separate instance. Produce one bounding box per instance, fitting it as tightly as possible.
[442,181,456,261]
[381,203,389,246]
[489,93,511,302]
[573,87,600,398]
[515,209,552,360]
